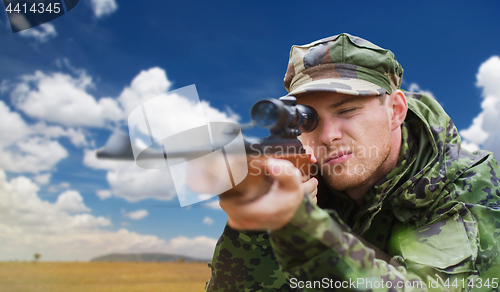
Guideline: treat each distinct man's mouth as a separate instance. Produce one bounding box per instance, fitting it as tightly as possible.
[325,151,353,165]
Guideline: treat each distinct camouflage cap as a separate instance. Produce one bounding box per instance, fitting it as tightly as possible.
[284,33,404,96]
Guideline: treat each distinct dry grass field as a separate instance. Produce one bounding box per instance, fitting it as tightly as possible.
[0,262,211,292]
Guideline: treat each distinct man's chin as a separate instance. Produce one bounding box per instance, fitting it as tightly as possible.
[322,174,363,192]
[320,163,364,181]
[322,162,376,187]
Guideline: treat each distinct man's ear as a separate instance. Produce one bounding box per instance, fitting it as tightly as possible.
[388,90,408,131]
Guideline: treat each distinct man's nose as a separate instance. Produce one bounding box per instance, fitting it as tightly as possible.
[319,119,342,145]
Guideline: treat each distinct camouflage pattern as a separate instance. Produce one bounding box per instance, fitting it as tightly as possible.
[284,33,403,97]
[206,92,500,291]
[205,224,295,291]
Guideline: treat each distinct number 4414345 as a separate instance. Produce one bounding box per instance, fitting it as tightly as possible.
[5,2,62,14]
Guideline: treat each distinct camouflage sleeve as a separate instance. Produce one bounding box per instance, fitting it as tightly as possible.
[205,223,298,291]
[447,154,500,285]
[269,195,480,291]
[206,153,500,291]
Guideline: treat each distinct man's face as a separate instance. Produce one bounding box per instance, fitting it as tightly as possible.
[299,91,393,193]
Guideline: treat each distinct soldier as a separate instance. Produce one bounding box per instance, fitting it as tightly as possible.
[206,33,500,291]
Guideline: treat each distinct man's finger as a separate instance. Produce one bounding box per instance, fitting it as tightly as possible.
[266,158,302,191]
[303,177,318,204]
[303,177,318,195]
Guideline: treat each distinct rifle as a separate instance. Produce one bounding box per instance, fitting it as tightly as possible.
[96,95,318,204]
[95,95,397,262]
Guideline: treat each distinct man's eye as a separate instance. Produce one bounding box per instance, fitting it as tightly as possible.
[338,108,356,115]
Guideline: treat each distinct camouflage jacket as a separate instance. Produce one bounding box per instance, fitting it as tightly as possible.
[205,92,500,291]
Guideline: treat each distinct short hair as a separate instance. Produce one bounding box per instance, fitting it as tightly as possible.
[377,93,387,105]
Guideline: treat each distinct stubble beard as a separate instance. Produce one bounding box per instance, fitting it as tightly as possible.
[320,132,392,192]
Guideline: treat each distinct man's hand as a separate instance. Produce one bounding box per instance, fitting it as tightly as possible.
[219,158,305,231]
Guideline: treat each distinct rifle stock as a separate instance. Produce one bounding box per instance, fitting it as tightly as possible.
[218,153,312,203]
[184,139,313,201]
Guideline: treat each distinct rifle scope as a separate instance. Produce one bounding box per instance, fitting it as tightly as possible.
[250,96,318,137]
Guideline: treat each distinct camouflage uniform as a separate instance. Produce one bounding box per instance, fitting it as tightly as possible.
[205,34,500,291]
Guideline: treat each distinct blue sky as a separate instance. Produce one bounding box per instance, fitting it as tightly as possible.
[0,0,499,261]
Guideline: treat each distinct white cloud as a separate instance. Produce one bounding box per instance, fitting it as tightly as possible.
[0,66,228,261]
[165,235,217,259]
[90,0,118,18]
[0,171,109,260]
[82,69,238,203]
[0,101,90,173]
[105,165,176,202]
[460,113,489,145]
[7,67,173,129]
[203,197,222,210]
[18,23,57,43]
[0,68,95,175]
[31,123,88,147]
[96,190,112,200]
[10,71,122,127]
[48,182,71,193]
[83,149,177,202]
[55,190,91,213]
[123,209,149,220]
[477,56,500,97]
[0,136,68,173]
[117,68,172,116]
[460,56,500,156]
[203,216,214,226]
[34,173,51,185]
[0,100,31,146]
[3,65,239,203]
[127,89,239,155]
[0,170,217,261]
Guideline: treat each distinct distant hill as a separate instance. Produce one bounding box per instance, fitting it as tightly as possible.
[90,253,210,263]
